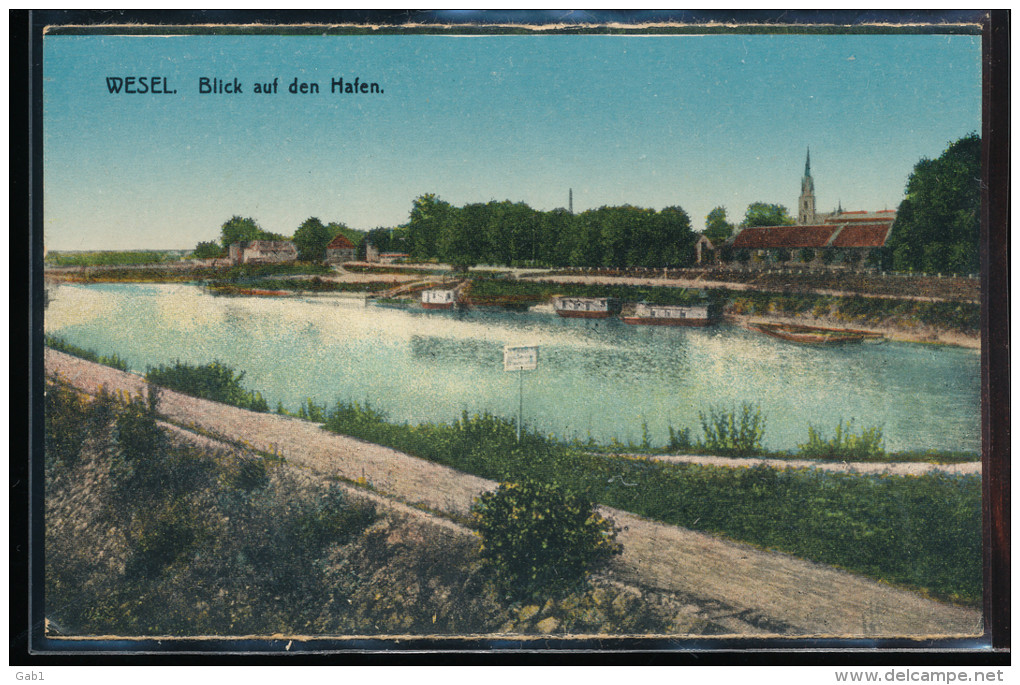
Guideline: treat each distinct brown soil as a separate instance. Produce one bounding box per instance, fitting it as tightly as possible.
[45,349,982,637]
[728,312,980,349]
[614,452,980,477]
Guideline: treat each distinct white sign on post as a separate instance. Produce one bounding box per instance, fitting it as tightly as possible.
[504,345,539,371]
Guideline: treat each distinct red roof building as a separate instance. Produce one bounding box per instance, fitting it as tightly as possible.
[325,234,358,264]
[731,224,840,249]
[326,234,356,250]
[724,210,896,268]
[829,222,894,248]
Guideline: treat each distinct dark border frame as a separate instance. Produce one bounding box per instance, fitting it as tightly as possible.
[11,8,1010,665]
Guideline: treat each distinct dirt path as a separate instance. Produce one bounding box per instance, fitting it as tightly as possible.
[45,349,982,637]
[524,273,978,305]
[612,452,981,477]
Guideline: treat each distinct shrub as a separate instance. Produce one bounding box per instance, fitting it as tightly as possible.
[222,456,271,492]
[297,398,328,423]
[323,400,391,439]
[699,403,767,456]
[113,393,167,465]
[45,335,130,371]
[145,360,269,412]
[471,480,621,601]
[798,419,886,462]
[126,499,201,577]
[295,485,377,548]
[667,425,693,452]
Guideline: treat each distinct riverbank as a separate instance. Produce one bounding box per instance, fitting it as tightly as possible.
[45,264,981,348]
[616,452,980,476]
[725,313,980,349]
[43,349,983,636]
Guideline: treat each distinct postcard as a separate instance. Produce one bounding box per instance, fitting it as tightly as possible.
[29,11,1006,655]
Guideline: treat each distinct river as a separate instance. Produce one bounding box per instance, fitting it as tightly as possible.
[44,283,981,453]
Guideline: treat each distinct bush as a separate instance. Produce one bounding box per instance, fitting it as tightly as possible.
[667,425,693,452]
[145,360,269,412]
[44,380,117,471]
[798,420,886,462]
[295,485,377,548]
[471,480,621,601]
[699,403,767,456]
[45,335,130,371]
[126,499,201,578]
[113,392,167,464]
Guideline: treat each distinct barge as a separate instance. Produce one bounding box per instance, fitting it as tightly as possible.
[553,296,622,319]
[421,288,458,310]
[621,303,715,327]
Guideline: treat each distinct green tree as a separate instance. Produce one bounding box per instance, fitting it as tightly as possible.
[704,206,735,245]
[538,208,575,266]
[192,241,225,259]
[471,480,621,600]
[886,133,981,274]
[407,193,453,260]
[654,206,697,267]
[292,217,334,262]
[438,204,479,270]
[741,202,796,228]
[219,216,266,249]
[364,226,408,257]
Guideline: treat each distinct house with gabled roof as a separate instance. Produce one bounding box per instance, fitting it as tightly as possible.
[229,240,298,265]
[325,234,357,264]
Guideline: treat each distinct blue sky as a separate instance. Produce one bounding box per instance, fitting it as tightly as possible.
[43,33,981,250]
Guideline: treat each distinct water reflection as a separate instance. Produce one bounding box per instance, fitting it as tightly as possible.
[44,283,981,453]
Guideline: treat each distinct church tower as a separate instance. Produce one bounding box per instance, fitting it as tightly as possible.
[798,148,816,225]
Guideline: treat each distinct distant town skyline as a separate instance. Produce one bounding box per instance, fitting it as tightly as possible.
[43,32,981,250]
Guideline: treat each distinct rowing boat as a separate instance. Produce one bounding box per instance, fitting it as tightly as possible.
[750,322,883,345]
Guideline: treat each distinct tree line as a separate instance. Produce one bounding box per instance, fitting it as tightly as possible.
[193,216,367,262]
[404,194,700,269]
[192,133,979,274]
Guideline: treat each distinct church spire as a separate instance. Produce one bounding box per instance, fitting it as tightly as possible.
[798,147,816,225]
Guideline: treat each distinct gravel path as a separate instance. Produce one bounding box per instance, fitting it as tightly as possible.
[524,273,978,305]
[45,349,982,637]
[613,453,981,477]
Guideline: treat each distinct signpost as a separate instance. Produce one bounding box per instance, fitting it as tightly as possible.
[504,345,539,442]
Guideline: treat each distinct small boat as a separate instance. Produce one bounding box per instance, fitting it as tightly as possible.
[621,303,716,327]
[750,321,884,345]
[553,296,622,319]
[421,288,458,310]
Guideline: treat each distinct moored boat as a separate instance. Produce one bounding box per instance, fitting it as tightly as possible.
[421,288,458,310]
[553,296,622,319]
[750,321,883,345]
[621,303,715,327]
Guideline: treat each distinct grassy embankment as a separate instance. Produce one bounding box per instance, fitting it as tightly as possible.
[44,335,131,372]
[45,378,716,636]
[45,250,176,267]
[301,401,981,607]
[47,262,334,285]
[44,342,982,605]
[44,343,982,611]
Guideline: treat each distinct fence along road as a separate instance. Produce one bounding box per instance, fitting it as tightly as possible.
[44,348,982,637]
